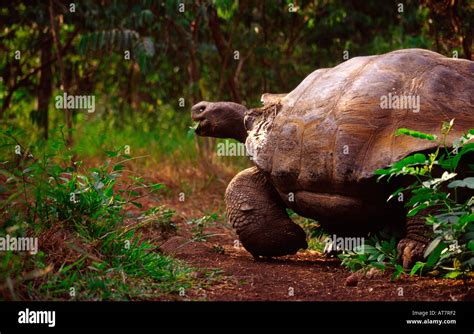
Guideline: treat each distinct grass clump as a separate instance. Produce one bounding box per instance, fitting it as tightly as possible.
[0,127,212,300]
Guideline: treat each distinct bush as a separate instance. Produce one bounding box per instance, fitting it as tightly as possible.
[340,121,473,279]
[0,127,202,300]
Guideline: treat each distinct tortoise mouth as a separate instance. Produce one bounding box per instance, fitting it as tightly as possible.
[193,119,210,135]
[191,114,203,123]
[191,112,205,131]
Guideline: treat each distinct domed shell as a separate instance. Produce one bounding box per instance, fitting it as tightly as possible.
[245,49,474,196]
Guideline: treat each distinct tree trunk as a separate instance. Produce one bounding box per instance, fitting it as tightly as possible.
[49,0,72,146]
[37,31,52,140]
[208,7,242,103]
[187,12,218,176]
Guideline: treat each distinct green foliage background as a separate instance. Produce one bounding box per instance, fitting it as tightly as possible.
[1,0,472,161]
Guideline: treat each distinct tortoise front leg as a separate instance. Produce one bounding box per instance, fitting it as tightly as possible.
[225,167,308,259]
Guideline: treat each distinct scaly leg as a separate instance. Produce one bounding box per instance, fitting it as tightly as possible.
[225,167,308,258]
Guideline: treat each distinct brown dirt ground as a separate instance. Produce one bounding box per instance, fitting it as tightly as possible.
[139,163,474,302]
[159,224,474,301]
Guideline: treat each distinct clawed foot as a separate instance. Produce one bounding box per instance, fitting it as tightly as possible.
[397,238,426,269]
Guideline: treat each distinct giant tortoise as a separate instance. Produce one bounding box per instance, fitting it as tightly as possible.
[190,49,474,268]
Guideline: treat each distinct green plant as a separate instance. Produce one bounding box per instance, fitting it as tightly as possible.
[137,206,177,237]
[0,127,207,300]
[211,244,225,254]
[338,121,473,279]
[338,233,404,280]
[374,120,473,278]
[186,213,220,242]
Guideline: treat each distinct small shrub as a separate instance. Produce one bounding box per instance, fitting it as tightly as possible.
[338,233,404,280]
[339,121,473,279]
[0,127,203,300]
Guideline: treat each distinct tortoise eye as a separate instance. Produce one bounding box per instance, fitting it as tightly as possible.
[199,107,205,113]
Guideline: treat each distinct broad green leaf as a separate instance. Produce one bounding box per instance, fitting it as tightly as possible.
[426,242,447,268]
[361,245,377,254]
[151,183,164,191]
[187,121,200,138]
[378,153,428,177]
[447,177,474,189]
[186,127,196,139]
[410,261,425,276]
[371,262,385,270]
[407,203,428,217]
[113,164,124,171]
[368,253,378,261]
[131,201,143,208]
[424,237,442,258]
[459,214,474,226]
[467,240,474,252]
[391,264,404,281]
[444,271,462,279]
[129,176,144,183]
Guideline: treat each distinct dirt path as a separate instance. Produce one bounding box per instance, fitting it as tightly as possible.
[143,166,474,301]
[158,219,473,301]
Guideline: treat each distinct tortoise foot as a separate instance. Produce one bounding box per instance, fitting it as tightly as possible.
[397,238,427,269]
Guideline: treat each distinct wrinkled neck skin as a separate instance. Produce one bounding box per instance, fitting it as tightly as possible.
[220,110,247,143]
[243,103,281,163]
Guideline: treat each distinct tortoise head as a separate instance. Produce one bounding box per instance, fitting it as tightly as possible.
[191,101,248,143]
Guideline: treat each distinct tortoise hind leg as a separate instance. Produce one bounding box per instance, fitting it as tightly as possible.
[397,209,432,269]
[225,167,308,258]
